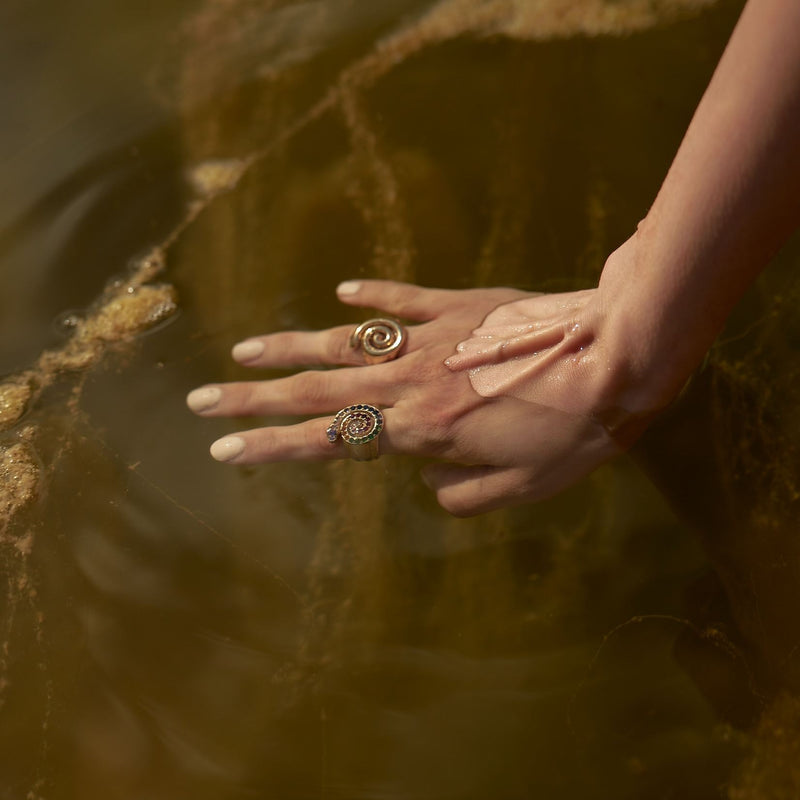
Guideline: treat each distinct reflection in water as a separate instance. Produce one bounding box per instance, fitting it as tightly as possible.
[2,0,800,797]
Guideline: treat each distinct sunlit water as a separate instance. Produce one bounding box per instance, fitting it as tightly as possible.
[2,0,800,797]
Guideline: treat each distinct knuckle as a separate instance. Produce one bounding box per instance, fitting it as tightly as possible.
[389,294,416,316]
[401,406,451,454]
[417,402,460,452]
[289,372,328,409]
[253,428,279,458]
[379,281,420,315]
[423,412,452,449]
[326,331,353,364]
[239,382,262,410]
[311,424,332,455]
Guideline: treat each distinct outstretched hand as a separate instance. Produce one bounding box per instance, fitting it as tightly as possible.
[186,280,640,516]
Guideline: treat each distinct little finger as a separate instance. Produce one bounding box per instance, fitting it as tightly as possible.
[421,463,540,516]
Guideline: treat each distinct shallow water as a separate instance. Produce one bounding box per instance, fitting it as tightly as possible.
[2,0,800,797]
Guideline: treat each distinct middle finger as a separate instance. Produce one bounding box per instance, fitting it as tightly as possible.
[187,365,398,418]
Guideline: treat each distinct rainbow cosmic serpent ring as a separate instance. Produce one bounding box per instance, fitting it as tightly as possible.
[349,318,406,364]
[326,404,384,461]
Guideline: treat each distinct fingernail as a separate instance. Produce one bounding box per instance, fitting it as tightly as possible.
[337,280,361,296]
[232,339,264,362]
[210,435,245,462]
[187,386,221,412]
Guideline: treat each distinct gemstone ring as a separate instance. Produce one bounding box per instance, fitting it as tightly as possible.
[326,404,384,461]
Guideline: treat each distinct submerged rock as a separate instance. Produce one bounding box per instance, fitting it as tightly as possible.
[0,439,39,540]
[187,159,248,198]
[0,378,33,432]
[86,283,179,342]
[38,283,178,374]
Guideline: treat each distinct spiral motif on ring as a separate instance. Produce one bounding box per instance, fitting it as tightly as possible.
[350,318,405,362]
[326,404,384,445]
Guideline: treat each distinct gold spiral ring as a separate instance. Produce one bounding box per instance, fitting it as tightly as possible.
[350,318,406,364]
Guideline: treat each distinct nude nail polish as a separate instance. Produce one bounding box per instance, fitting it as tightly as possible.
[210,436,245,462]
[186,386,222,412]
[232,339,264,362]
[336,280,361,296]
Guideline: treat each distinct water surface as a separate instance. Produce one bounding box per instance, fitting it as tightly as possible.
[2,0,800,798]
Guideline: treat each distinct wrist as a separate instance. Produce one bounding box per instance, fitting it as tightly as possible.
[591,231,704,427]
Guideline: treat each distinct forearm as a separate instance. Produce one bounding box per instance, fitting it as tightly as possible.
[598,0,800,413]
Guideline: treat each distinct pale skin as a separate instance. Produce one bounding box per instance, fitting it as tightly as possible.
[187,0,800,516]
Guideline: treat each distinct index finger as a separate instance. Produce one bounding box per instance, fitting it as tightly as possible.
[336,279,528,322]
[232,325,367,368]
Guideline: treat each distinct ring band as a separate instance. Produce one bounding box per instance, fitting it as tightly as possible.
[326,404,384,461]
[350,318,406,364]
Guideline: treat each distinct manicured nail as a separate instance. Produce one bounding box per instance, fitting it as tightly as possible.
[186,386,221,412]
[232,339,264,362]
[336,280,361,296]
[210,436,245,462]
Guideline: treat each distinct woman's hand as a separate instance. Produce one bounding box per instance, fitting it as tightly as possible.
[186,279,643,516]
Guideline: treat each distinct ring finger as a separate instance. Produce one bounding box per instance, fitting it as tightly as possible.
[208,408,409,464]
